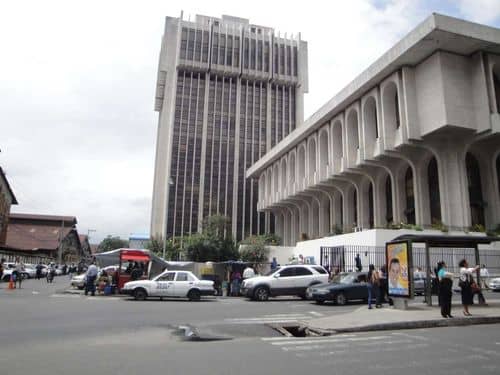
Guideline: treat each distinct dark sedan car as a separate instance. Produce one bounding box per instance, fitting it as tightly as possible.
[307,272,371,305]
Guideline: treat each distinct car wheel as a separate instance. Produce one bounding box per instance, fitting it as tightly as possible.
[134,288,147,301]
[298,293,307,300]
[335,292,347,305]
[315,300,325,305]
[254,286,269,301]
[188,289,201,301]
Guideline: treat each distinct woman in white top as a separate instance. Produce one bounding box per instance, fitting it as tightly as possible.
[458,259,479,316]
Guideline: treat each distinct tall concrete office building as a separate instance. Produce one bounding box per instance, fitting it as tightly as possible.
[151,13,308,241]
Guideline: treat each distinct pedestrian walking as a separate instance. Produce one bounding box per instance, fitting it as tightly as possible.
[378,265,389,304]
[85,261,99,296]
[242,265,255,280]
[480,264,490,289]
[230,270,242,296]
[367,264,380,309]
[271,257,278,271]
[355,253,362,272]
[437,261,453,318]
[13,257,24,289]
[0,258,5,284]
[36,262,44,280]
[459,259,479,316]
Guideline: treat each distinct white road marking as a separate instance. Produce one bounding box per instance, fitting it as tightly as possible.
[226,316,310,322]
[309,311,324,317]
[50,294,81,298]
[261,334,357,342]
[270,335,389,346]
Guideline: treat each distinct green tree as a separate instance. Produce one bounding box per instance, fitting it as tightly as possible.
[145,235,181,260]
[184,215,238,262]
[97,236,129,253]
[239,234,278,267]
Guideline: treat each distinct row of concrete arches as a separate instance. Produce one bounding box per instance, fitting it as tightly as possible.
[259,131,500,245]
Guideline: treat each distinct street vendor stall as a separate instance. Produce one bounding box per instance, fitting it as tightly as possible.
[95,248,169,290]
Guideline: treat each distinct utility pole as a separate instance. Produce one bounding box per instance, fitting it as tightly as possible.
[87,229,96,260]
[57,219,65,264]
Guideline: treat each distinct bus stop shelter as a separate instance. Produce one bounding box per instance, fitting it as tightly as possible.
[391,234,499,306]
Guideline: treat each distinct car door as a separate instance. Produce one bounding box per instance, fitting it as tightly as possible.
[351,274,368,300]
[271,267,297,295]
[294,266,314,294]
[154,272,176,297]
[173,272,194,297]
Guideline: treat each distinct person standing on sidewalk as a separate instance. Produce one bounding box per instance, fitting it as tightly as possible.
[480,265,490,289]
[85,261,98,296]
[0,258,4,284]
[459,259,479,316]
[367,264,380,309]
[437,261,454,318]
[14,258,24,289]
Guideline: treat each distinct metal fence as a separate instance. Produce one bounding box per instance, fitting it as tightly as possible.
[320,245,500,275]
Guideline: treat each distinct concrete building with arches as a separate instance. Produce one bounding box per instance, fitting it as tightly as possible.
[247,14,500,247]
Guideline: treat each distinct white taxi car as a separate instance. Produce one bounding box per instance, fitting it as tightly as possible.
[122,270,215,301]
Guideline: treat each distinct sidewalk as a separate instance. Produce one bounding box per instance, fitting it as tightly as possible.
[302,300,500,335]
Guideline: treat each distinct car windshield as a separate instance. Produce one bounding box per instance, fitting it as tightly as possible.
[331,273,357,284]
[265,268,280,276]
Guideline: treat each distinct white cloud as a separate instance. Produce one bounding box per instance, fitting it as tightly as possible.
[457,0,500,24]
[1,0,497,243]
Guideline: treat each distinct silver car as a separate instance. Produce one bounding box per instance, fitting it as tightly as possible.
[489,277,500,291]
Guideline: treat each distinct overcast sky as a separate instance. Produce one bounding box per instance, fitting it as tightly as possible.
[1,0,500,244]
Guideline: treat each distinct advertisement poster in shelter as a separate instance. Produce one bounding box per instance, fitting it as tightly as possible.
[386,240,412,298]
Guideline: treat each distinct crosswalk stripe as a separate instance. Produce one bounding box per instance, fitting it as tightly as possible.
[226,319,303,325]
[225,316,310,322]
[270,335,389,346]
[261,334,357,342]
[50,294,80,298]
[262,314,310,318]
[309,311,324,317]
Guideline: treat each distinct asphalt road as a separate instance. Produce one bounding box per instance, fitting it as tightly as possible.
[2,277,500,375]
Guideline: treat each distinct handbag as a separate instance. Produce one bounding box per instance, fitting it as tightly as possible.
[471,282,480,293]
[459,274,470,288]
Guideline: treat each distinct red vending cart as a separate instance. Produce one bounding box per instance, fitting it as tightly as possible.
[117,249,151,290]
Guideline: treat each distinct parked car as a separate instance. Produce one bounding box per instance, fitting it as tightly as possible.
[240,264,329,301]
[1,262,33,280]
[70,265,126,290]
[307,272,371,305]
[2,268,13,282]
[71,273,87,289]
[22,265,37,279]
[489,277,500,291]
[413,271,438,295]
[122,270,215,301]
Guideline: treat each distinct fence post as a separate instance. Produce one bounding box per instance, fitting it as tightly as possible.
[425,242,432,306]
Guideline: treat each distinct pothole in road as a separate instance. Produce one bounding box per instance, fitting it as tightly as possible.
[270,324,326,337]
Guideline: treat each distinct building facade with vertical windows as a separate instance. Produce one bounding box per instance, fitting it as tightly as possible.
[247,14,500,247]
[150,14,308,241]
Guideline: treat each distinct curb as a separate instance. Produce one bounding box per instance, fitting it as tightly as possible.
[304,316,500,336]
